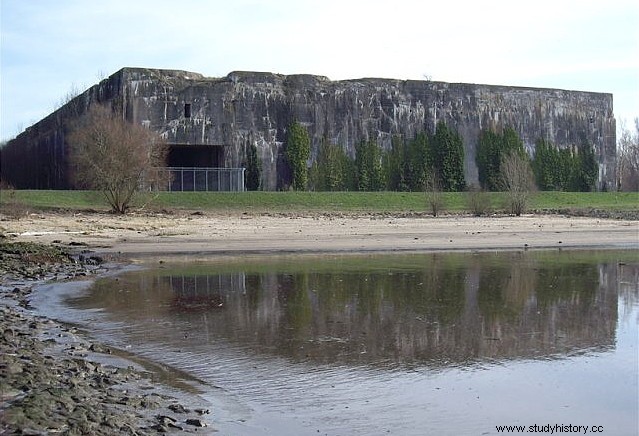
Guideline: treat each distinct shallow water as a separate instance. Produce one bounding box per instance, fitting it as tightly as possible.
[36,250,639,435]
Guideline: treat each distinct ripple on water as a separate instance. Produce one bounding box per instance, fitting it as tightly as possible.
[36,250,639,436]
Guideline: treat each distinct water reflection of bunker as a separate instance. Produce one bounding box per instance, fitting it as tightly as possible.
[61,252,638,435]
[143,253,624,366]
[164,273,245,312]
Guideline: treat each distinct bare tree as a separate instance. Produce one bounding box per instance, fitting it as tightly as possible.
[617,118,639,191]
[424,170,444,217]
[465,184,491,216]
[54,83,82,112]
[68,105,168,214]
[501,151,535,216]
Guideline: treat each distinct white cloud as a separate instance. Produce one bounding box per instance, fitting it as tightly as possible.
[1,0,637,141]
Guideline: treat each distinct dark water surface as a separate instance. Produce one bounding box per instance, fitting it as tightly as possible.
[36,250,639,435]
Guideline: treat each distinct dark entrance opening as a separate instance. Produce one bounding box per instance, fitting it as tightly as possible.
[165,144,243,192]
[167,144,224,167]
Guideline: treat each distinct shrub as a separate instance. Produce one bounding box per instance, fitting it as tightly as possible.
[465,184,491,216]
[285,122,311,191]
[68,104,168,214]
[477,127,525,191]
[355,140,384,191]
[309,140,352,191]
[425,171,444,216]
[245,142,262,191]
[432,121,465,191]
[0,188,29,219]
[501,151,536,216]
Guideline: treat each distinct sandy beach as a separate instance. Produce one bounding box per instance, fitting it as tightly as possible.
[2,210,637,434]
[2,211,638,258]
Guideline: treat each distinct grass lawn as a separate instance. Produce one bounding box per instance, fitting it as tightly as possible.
[1,189,637,215]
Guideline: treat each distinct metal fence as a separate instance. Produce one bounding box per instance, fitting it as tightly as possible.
[162,167,245,192]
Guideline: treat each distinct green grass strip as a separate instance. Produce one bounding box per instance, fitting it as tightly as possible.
[1,190,637,214]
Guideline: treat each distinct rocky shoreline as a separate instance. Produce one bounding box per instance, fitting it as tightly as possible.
[532,207,639,221]
[0,241,213,435]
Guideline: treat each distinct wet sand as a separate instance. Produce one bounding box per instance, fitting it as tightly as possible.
[2,211,638,258]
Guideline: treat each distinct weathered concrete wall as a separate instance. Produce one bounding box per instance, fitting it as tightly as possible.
[120,68,616,190]
[2,67,616,190]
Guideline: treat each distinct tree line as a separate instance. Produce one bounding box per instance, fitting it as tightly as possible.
[272,120,466,193]
[264,121,600,193]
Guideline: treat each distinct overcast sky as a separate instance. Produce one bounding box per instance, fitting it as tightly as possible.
[1,0,637,142]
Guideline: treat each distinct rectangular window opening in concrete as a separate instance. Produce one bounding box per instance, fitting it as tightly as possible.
[184,103,191,118]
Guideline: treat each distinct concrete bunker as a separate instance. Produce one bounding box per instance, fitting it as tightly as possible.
[0,67,616,191]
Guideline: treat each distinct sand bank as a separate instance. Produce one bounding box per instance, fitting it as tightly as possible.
[2,212,637,258]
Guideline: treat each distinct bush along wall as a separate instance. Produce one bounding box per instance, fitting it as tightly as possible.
[476,127,526,191]
[306,122,467,192]
[533,139,598,191]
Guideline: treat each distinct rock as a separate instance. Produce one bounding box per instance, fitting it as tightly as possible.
[150,423,169,433]
[156,414,177,425]
[118,396,143,408]
[19,428,48,436]
[7,361,24,374]
[140,394,162,409]
[86,256,103,265]
[88,343,106,353]
[168,403,189,413]
[186,418,208,427]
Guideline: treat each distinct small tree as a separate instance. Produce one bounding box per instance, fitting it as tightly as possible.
[501,151,535,216]
[424,170,444,217]
[245,142,262,191]
[571,144,598,192]
[285,121,311,191]
[465,184,491,216]
[68,105,168,214]
[355,139,384,191]
[476,129,500,191]
[534,139,600,192]
[383,135,407,191]
[477,127,525,191]
[432,121,465,191]
[532,138,556,190]
[406,132,431,191]
[309,140,352,191]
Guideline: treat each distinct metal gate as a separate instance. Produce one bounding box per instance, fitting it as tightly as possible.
[163,167,245,192]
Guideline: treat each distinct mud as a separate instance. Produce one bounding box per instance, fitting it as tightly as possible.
[0,242,214,435]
